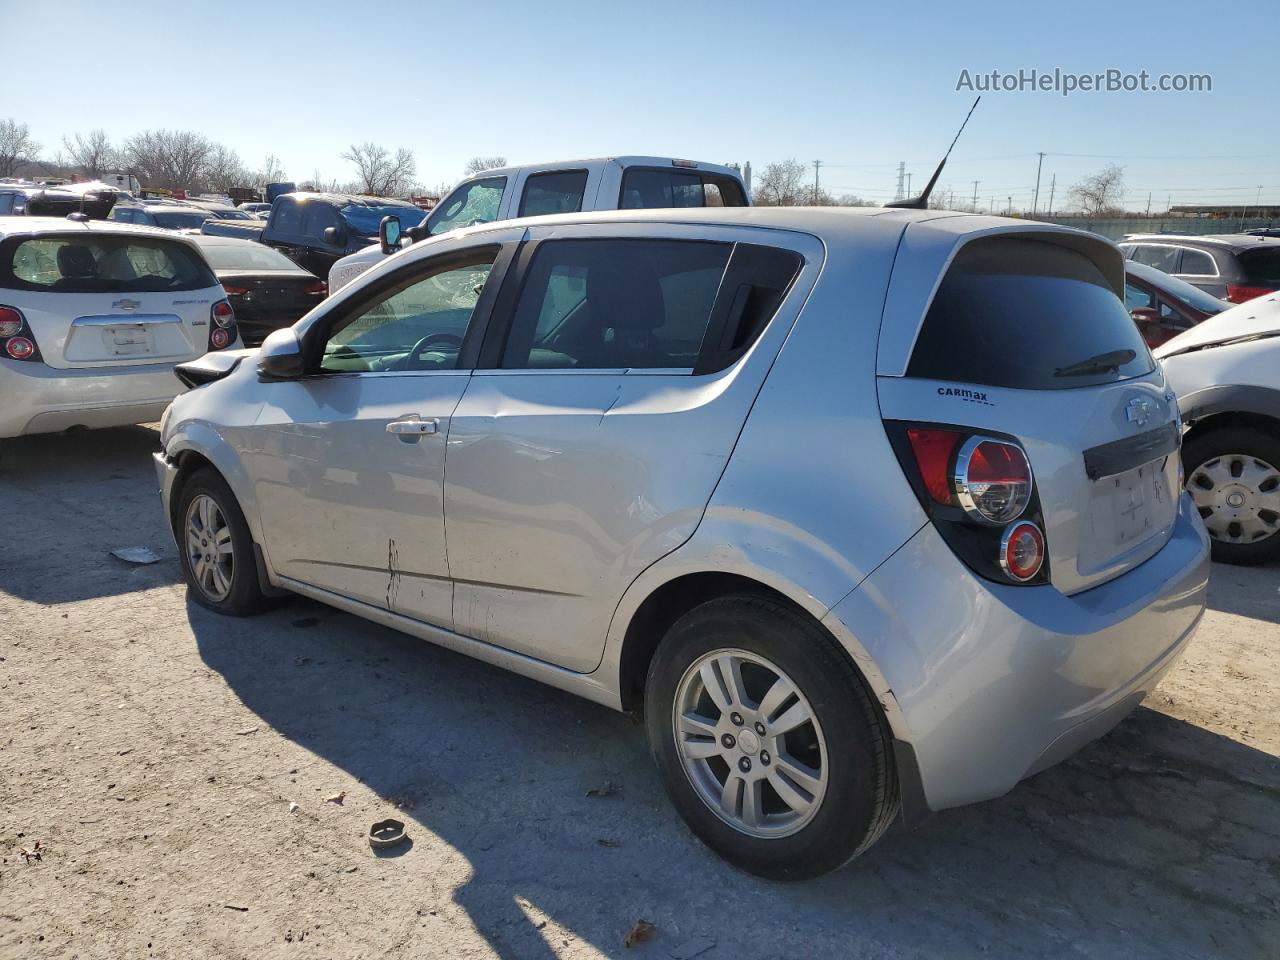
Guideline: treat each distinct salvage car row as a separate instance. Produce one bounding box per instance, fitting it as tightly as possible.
[2,162,1279,879]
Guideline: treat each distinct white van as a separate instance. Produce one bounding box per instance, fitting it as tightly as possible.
[327,157,748,291]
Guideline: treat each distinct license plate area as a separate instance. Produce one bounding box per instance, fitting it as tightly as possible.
[105,323,152,356]
[1083,457,1178,567]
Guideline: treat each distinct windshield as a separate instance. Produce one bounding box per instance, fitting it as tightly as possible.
[4,233,218,293]
[340,204,427,237]
[152,210,213,229]
[198,242,300,272]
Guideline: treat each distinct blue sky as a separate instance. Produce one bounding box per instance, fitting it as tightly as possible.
[3,0,1275,211]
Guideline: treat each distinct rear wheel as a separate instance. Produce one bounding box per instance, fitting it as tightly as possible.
[175,467,269,615]
[644,595,898,880]
[1183,426,1280,564]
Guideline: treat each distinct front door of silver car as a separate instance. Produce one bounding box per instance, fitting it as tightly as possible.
[240,241,514,628]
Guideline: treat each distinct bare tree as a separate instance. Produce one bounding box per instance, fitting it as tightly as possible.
[123,129,214,190]
[203,143,248,192]
[464,156,507,176]
[1068,164,1126,217]
[341,142,417,196]
[256,153,287,185]
[0,118,40,177]
[753,159,811,205]
[62,129,118,178]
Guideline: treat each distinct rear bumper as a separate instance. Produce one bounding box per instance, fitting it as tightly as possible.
[825,492,1210,813]
[0,357,184,439]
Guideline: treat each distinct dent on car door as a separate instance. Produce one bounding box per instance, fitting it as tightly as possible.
[443,228,810,672]
[242,241,512,627]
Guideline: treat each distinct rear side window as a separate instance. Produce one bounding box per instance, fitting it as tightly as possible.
[1130,245,1180,272]
[271,198,304,234]
[1240,248,1280,285]
[2,234,218,293]
[501,239,732,370]
[519,170,588,217]
[1178,248,1217,275]
[619,169,747,209]
[907,236,1155,390]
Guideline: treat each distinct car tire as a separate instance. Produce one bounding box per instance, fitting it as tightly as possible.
[175,467,269,615]
[1183,427,1280,565]
[644,594,899,880]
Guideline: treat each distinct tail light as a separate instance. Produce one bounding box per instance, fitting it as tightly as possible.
[891,422,1049,586]
[208,299,238,351]
[304,280,327,296]
[0,305,43,363]
[1225,284,1275,304]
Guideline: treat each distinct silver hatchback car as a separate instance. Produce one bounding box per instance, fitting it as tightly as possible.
[155,208,1209,879]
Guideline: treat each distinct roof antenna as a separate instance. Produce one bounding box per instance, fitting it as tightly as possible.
[885,96,981,210]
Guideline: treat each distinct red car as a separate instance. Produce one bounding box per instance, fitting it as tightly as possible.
[1124,260,1228,348]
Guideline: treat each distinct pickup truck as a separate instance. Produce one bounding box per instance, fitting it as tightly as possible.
[203,192,427,278]
[327,156,748,290]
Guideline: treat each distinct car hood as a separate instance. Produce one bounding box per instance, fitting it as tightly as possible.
[1154,292,1280,359]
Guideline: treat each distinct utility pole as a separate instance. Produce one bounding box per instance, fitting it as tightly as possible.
[971,180,979,212]
[1007,195,1012,216]
[989,195,995,214]
[894,161,905,201]
[906,173,913,198]
[1146,192,1152,217]
[1046,174,1056,216]
[1031,151,1045,215]
[812,160,822,205]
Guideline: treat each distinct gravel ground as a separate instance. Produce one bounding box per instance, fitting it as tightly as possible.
[1,425,1277,960]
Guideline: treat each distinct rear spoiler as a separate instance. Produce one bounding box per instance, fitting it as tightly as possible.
[174,352,245,389]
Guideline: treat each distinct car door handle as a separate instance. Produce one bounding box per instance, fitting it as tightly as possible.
[387,417,439,436]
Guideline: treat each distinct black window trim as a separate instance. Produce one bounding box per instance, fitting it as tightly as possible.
[0,231,220,293]
[517,168,590,218]
[300,241,515,377]
[616,166,749,209]
[474,235,801,376]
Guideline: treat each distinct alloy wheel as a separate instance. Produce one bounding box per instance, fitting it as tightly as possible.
[185,493,235,602]
[672,648,828,839]
[1188,454,1280,544]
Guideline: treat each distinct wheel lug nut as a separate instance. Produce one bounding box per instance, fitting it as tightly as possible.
[721,734,736,749]
[730,712,744,726]
[760,750,771,765]
[754,721,766,736]
[738,757,751,772]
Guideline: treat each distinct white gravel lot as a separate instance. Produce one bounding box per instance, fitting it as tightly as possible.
[1,425,1276,960]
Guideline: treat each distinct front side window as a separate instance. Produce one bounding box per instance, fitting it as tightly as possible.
[303,202,342,240]
[319,252,496,374]
[518,170,588,217]
[0,193,13,215]
[1178,248,1217,276]
[1124,282,1155,311]
[500,239,732,370]
[4,234,218,293]
[427,178,506,236]
[339,203,427,237]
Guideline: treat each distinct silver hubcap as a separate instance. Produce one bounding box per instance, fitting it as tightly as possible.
[672,649,828,839]
[185,494,234,601]
[1188,454,1280,544]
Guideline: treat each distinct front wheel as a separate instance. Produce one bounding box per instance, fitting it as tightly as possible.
[175,467,269,615]
[1183,427,1280,565]
[644,595,898,880]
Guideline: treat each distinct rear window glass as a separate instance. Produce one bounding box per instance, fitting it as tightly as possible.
[3,234,218,293]
[619,169,747,209]
[151,210,212,230]
[197,242,299,272]
[1240,248,1280,285]
[907,237,1155,390]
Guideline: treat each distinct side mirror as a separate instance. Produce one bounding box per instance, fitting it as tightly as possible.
[322,225,346,246]
[1130,307,1160,325]
[257,328,304,380]
[379,215,402,256]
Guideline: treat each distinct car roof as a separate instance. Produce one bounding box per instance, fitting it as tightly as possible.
[280,191,420,208]
[459,156,743,182]
[0,216,200,239]
[1123,233,1280,250]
